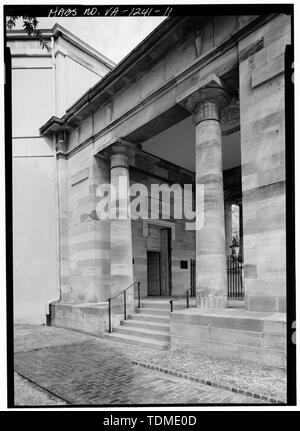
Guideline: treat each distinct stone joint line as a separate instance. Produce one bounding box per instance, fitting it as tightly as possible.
[131,360,285,405]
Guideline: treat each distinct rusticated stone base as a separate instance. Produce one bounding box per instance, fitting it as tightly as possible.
[170,308,286,369]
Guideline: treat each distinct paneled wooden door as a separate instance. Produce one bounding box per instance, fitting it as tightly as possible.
[147,251,160,296]
[160,228,170,296]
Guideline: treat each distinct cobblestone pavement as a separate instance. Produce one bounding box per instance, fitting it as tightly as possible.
[14,325,262,406]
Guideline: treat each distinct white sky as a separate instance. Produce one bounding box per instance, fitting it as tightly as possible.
[13,16,166,64]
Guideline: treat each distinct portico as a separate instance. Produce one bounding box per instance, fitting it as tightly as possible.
[40,14,290,368]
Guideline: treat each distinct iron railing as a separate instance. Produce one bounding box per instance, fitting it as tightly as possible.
[227,256,244,300]
[190,259,196,297]
[169,288,193,312]
[107,281,141,333]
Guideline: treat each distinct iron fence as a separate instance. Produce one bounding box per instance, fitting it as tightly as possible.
[227,256,244,300]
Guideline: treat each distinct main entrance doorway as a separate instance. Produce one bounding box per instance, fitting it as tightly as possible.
[147,226,171,296]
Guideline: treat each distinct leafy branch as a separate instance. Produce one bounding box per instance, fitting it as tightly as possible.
[6,16,50,52]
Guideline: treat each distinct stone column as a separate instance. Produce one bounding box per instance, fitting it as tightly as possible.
[184,80,230,309]
[224,201,233,257]
[109,139,135,309]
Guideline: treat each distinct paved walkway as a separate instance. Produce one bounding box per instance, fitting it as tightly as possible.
[14,325,261,406]
[14,373,67,406]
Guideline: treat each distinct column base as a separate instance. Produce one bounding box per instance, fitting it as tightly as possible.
[197,294,227,309]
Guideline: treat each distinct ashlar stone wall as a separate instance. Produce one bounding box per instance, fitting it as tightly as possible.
[239,13,290,312]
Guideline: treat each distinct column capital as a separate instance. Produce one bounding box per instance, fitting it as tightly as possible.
[185,86,230,113]
[110,138,137,156]
[102,137,140,169]
[192,102,219,126]
[177,74,230,125]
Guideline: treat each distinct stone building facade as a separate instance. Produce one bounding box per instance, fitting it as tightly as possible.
[8,24,115,323]
[13,14,292,368]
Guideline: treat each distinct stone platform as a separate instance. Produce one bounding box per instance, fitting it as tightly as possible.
[170,308,286,369]
[47,302,121,337]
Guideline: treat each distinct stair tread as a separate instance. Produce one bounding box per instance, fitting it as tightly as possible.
[141,301,171,305]
[123,319,170,328]
[137,307,170,313]
[141,299,196,304]
[115,326,169,336]
[132,312,170,319]
[107,332,169,346]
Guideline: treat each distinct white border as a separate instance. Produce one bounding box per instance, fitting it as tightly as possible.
[0,0,298,413]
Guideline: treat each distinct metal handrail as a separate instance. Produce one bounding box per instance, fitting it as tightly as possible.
[169,287,192,312]
[107,281,141,333]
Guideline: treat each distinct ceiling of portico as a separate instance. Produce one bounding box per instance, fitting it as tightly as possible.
[142,115,241,173]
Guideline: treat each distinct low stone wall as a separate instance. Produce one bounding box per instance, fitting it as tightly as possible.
[47,302,122,337]
[170,308,286,369]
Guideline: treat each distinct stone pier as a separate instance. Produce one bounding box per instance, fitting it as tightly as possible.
[55,132,69,302]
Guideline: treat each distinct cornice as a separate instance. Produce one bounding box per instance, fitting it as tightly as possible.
[6,23,115,69]
[40,14,276,138]
[41,14,277,160]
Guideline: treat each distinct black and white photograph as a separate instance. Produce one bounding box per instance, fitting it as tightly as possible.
[1,1,296,414]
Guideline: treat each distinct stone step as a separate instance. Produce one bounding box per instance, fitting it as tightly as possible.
[128,313,170,324]
[106,332,169,350]
[113,325,170,342]
[140,301,186,311]
[172,308,287,334]
[136,307,170,316]
[140,300,172,310]
[121,319,170,332]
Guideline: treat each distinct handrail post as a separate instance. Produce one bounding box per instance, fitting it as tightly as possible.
[108,298,112,333]
[124,290,127,320]
[169,300,173,312]
[186,290,189,309]
[137,282,141,308]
